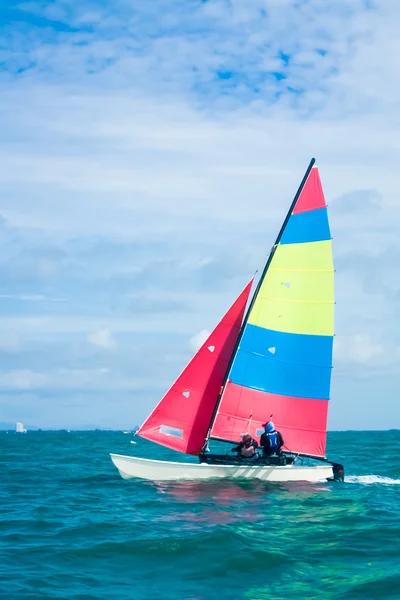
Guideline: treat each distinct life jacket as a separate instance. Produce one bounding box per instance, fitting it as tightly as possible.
[266,431,278,450]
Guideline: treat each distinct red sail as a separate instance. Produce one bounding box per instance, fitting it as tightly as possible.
[137,280,253,455]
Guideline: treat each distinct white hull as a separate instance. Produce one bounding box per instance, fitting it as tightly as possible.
[110,453,333,483]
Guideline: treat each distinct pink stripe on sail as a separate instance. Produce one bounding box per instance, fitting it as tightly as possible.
[292,167,326,215]
[211,381,329,457]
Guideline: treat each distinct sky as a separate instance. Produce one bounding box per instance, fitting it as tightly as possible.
[0,0,399,430]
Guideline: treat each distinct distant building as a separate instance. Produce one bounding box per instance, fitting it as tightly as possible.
[15,422,27,433]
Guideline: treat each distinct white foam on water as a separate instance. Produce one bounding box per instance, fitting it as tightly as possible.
[345,475,400,485]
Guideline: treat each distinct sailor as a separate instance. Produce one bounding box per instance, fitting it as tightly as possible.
[232,433,259,458]
[260,421,284,456]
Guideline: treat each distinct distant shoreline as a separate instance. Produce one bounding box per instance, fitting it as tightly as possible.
[1,428,398,432]
[0,425,139,432]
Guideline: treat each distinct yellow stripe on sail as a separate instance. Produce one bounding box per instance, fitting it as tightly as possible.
[247,239,334,336]
[271,240,333,271]
[248,297,334,336]
[259,269,333,303]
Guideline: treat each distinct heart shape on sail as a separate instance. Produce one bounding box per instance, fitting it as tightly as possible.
[182,390,190,398]
[283,282,290,288]
[207,345,215,352]
[267,347,276,354]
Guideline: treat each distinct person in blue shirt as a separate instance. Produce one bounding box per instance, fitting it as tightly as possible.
[260,421,284,456]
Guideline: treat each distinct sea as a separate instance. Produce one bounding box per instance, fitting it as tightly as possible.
[1,430,399,600]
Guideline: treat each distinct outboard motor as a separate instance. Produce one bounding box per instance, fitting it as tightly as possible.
[332,462,345,482]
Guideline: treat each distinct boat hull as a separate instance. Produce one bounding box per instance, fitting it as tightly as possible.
[110,453,333,482]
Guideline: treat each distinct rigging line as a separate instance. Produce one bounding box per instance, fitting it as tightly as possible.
[237,349,333,369]
[212,412,327,434]
[257,295,334,304]
[269,268,334,273]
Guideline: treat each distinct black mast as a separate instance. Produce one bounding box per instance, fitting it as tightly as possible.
[202,158,316,449]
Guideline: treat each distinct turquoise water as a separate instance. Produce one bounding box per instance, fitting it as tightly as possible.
[1,431,399,599]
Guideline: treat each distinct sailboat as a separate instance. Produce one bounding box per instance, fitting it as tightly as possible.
[111,159,345,483]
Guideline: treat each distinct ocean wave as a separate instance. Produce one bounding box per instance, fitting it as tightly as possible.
[345,475,400,485]
[3,430,400,599]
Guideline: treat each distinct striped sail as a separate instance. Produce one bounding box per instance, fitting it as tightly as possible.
[210,164,334,457]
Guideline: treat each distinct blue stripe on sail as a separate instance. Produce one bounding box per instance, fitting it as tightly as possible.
[240,324,333,367]
[280,207,331,245]
[230,348,331,399]
[229,325,333,399]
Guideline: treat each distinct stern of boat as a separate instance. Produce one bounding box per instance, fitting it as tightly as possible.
[330,462,345,482]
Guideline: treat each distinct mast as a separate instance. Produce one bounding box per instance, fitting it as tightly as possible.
[203,157,316,449]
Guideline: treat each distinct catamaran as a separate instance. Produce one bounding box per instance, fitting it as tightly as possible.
[111,159,344,483]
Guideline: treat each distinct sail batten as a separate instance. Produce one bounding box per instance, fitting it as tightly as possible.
[257,297,333,304]
[210,163,334,457]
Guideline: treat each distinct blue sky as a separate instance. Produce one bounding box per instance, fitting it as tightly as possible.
[0,0,399,430]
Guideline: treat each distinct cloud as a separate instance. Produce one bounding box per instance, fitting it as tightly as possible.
[189,329,211,352]
[0,0,399,429]
[0,294,67,302]
[331,190,382,214]
[334,334,383,366]
[87,328,116,350]
[0,367,159,391]
[0,331,21,352]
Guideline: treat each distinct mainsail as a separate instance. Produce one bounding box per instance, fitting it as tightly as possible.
[137,279,253,455]
[209,161,334,457]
